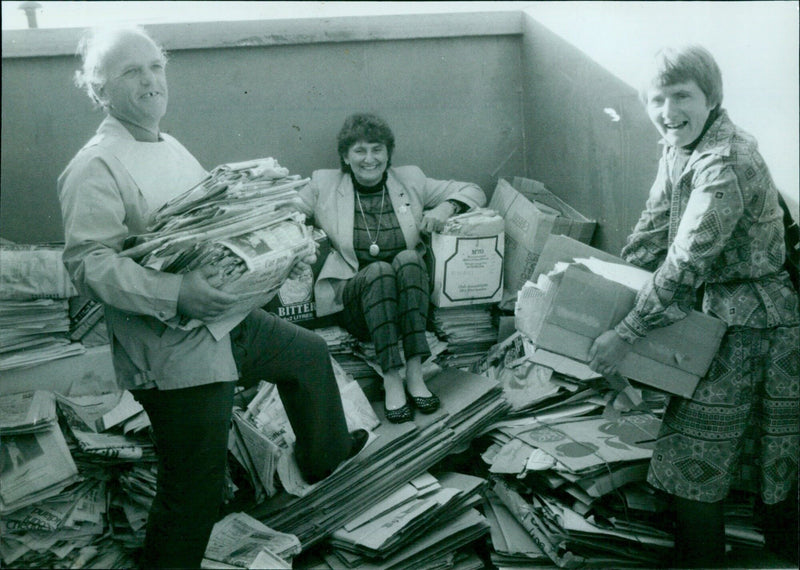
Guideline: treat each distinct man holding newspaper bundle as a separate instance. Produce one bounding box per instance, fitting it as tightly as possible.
[58,25,366,569]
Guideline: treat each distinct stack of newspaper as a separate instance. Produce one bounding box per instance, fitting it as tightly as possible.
[316,326,383,401]
[55,391,153,463]
[0,389,151,568]
[431,305,498,370]
[0,390,58,434]
[111,463,157,548]
[121,157,316,339]
[1,478,116,568]
[0,391,80,515]
[0,243,85,370]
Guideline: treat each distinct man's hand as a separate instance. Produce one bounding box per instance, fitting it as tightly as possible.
[177,266,238,322]
[588,329,633,377]
[288,246,318,280]
[420,202,457,234]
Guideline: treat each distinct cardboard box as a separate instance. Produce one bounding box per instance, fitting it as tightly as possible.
[264,228,330,323]
[430,232,504,307]
[516,235,727,398]
[489,177,595,305]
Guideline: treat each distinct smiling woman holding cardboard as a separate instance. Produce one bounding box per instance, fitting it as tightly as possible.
[297,113,485,423]
[588,45,799,567]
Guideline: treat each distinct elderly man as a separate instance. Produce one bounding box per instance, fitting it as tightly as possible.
[59,25,365,569]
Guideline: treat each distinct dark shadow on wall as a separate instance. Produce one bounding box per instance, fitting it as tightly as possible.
[520,13,660,256]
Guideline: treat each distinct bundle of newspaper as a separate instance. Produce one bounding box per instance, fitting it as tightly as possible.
[0,390,57,435]
[202,512,300,569]
[0,417,80,515]
[431,305,498,370]
[0,243,77,300]
[55,391,154,462]
[121,157,316,339]
[0,243,86,370]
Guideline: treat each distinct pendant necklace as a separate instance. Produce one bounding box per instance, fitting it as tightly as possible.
[355,186,386,257]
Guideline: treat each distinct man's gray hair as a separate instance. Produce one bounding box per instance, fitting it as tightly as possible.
[74,25,167,108]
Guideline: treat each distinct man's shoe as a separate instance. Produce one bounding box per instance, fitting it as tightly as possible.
[300,429,369,484]
[348,429,368,459]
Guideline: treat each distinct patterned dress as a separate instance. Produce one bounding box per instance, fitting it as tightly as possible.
[615,109,799,504]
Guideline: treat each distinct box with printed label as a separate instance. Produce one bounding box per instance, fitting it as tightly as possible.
[430,232,504,307]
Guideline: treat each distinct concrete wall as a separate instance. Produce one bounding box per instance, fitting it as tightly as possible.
[520,14,659,255]
[1,13,527,244]
[2,11,659,256]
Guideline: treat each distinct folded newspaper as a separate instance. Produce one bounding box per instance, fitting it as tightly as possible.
[121,157,315,339]
[202,512,299,569]
[0,243,78,300]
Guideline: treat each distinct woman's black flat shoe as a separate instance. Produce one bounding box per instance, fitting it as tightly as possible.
[407,391,440,414]
[384,402,414,424]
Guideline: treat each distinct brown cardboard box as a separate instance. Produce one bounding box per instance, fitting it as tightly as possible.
[430,232,504,307]
[516,235,727,398]
[488,177,595,305]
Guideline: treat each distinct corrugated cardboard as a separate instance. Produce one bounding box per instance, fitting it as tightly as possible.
[531,234,630,282]
[430,232,504,307]
[488,177,595,305]
[517,235,727,398]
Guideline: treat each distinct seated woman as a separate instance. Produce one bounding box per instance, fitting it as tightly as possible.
[298,113,486,423]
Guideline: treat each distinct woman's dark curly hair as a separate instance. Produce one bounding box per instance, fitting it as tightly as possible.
[336,113,395,171]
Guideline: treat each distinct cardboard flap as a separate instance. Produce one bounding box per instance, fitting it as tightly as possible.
[631,312,727,376]
[493,180,559,250]
[533,234,630,282]
[547,266,635,338]
[490,180,595,307]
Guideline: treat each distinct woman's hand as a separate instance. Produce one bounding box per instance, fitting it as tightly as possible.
[420,202,457,234]
[177,266,238,322]
[588,329,633,377]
